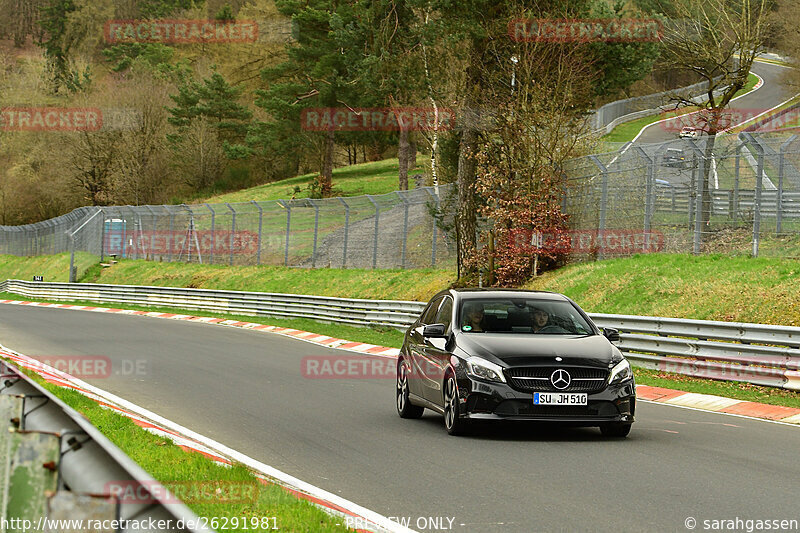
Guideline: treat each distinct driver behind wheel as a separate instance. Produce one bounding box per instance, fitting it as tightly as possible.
[532,307,550,333]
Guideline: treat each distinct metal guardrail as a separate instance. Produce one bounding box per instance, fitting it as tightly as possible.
[0,357,211,533]
[0,280,425,329]
[2,280,799,390]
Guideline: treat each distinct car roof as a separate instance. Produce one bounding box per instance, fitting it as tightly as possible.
[447,288,570,302]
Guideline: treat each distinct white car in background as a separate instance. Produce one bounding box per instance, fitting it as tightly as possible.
[679,126,699,139]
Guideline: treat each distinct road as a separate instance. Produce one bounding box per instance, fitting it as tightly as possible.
[1,304,799,532]
[635,60,795,145]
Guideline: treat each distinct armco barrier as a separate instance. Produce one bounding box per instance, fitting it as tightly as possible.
[0,358,211,533]
[1,279,425,329]
[3,280,799,390]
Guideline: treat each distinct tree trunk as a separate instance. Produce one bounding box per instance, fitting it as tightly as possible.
[409,137,417,171]
[398,127,410,191]
[701,131,718,230]
[321,128,335,196]
[456,53,482,278]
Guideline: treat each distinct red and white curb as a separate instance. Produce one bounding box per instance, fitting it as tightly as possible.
[0,299,400,358]
[637,385,800,425]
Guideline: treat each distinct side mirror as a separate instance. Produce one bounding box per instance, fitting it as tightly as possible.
[423,323,447,338]
[603,328,620,342]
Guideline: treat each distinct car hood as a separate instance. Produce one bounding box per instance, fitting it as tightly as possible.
[455,333,615,369]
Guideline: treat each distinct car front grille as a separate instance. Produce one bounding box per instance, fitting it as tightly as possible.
[504,366,609,393]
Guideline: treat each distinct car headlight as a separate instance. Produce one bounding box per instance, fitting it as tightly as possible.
[466,356,506,384]
[608,358,632,385]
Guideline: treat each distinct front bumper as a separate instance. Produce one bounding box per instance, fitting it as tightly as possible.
[458,375,636,425]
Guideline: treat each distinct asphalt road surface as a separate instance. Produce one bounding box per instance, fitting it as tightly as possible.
[635,60,795,145]
[1,304,799,532]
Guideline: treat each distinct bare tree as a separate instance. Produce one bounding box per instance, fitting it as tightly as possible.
[659,0,772,231]
[69,130,122,205]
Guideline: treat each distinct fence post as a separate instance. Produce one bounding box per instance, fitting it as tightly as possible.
[98,210,105,262]
[310,199,320,268]
[777,135,797,235]
[181,204,193,263]
[165,205,174,262]
[431,189,440,267]
[367,195,379,269]
[397,192,410,268]
[69,233,76,282]
[741,133,764,257]
[225,203,236,266]
[687,140,705,254]
[734,143,741,221]
[251,200,263,265]
[338,197,349,268]
[144,205,157,260]
[589,155,608,260]
[205,203,216,264]
[278,200,290,266]
[635,147,653,251]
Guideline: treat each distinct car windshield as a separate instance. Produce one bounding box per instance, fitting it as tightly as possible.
[458,298,594,335]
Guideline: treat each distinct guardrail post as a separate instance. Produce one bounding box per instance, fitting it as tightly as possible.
[5,431,61,526]
[278,200,290,266]
[338,198,349,268]
[252,200,263,265]
[397,192,410,268]
[205,203,216,264]
[589,155,608,260]
[225,203,236,266]
[367,195,380,269]
[310,199,320,268]
[777,135,797,235]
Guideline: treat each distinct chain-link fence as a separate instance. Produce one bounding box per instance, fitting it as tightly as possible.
[560,131,800,259]
[3,132,800,279]
[0,187,457,279]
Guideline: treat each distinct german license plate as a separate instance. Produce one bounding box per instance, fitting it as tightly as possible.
[533,392,587,406]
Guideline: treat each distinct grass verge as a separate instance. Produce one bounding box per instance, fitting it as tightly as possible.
[200,156,427,204]
[3,363,352,533]
[0,255,455,303]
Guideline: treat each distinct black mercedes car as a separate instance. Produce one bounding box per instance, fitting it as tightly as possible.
[396,289,635,437]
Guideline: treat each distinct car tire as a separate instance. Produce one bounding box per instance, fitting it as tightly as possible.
[443,372,470,436]
[396,358,424,419]
[600,423,632,438]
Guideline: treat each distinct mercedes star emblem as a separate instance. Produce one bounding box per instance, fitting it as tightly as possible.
[550,369,572,390]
